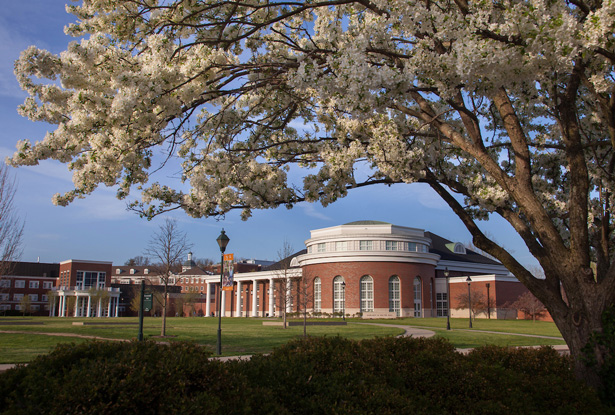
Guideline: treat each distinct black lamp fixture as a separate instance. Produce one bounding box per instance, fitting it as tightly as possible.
[444,267,450,330]
[466,276,473,328]
[216,229,230,355]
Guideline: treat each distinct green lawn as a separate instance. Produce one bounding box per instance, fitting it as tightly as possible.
[0,316,565,363]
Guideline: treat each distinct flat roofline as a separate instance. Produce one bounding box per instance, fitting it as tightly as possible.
[59,259,113,265]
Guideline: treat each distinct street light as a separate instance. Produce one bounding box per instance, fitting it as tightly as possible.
[444,268,450,330]
[216,229,230,355]
[341,281,346,321]
[486,283,491,319]
[466,276,473,328]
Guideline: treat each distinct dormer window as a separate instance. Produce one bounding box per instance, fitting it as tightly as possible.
[144,269,149,275]
[115,269,121,274]
[130,269,136,275]
[445,242,466,254]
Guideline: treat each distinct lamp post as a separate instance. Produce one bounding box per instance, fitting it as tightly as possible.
[486,283,491,319]
[341,281,346,321]
[216,229,230,355]
[466,276,473,328]
[444,268,450,330]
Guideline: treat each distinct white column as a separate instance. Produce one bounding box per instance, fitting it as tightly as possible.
[74,295,79,317]
[86,296,92,317]
[268,278,274,317]
[221,290,226,317]
[59,295,64,317]
[286,277,292,313]
[97,298,102,317]
[252,280,258,317]
[114,295,119,317]
[236,281,242,317]
[205,282,211,317]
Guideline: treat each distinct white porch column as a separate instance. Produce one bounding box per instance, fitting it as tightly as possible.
[114,295,119,317]
[286,277,292,313]
[268,278,274,317]
[236,281,242,317]
[97,298,102,317]
[252,280,258,317]
[220,287,226,317]
[86,296,92,317]
[59,295,64,317]
[205,282,211,317]
[74,295,79,317]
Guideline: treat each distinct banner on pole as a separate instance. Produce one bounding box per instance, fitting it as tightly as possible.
[222,253,234,291]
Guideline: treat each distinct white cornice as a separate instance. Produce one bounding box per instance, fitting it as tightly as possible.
[436,260,509,276]
[297,251,441,266]
[449,274,519,283]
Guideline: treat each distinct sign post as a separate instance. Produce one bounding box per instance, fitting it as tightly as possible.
[138,280,145,341]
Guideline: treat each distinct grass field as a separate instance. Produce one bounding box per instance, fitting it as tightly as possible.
[0,316,565,363]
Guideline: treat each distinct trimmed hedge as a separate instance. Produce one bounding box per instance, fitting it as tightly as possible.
[0,337,611,415]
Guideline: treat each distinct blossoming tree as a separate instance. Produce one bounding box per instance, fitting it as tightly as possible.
[10,0,615,391]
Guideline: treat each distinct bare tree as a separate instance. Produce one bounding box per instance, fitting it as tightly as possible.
[0,164,24,306]
[297,268,315,337]
[455,290,489,320]
[509,292,548,322]
[19,295,32,316]
[272,239,296,329]
[124,256,150,266]
[144,218,192,336]
[194,257,213,268]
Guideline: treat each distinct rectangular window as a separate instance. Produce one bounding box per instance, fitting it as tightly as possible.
[0,280,10,288]
[386,241,398,251]
[0,304,10,311]
[42,295,49,302]
[359,240,373,251]
[77,271,106,289]
[29,294,38,302]
[13,293,24,301]
[335,241,347,251]
[43,281,53,289]
[32,305,40,311]
[29,281,40,289]
[436,292,448,317]
[15,280,25,288]
[317,243,326,253]
[0,293,9,301]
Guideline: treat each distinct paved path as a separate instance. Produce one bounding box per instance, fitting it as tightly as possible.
[0,323,569,371]
[356,322,436,338]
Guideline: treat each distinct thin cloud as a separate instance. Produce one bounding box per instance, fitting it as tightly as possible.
[298,202,332,221]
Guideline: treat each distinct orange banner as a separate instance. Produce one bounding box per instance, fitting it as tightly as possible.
[222,253,234,291]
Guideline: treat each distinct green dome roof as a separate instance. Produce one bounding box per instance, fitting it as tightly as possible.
[344,220,391,226]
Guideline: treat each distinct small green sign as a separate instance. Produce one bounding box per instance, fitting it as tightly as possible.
[143,293,153,312]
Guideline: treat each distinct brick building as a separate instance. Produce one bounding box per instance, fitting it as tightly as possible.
[178,221,531,319]
[53,260,121,317]
[0,262,59,315]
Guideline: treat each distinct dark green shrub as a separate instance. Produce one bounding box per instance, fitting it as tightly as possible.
[1,337,611,415]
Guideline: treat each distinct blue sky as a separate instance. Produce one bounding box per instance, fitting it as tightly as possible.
[0,1,536,267]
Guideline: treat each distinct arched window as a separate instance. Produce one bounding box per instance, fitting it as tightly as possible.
[360,275,374,312]
[333,276,345,314]
[389,276,400,317]
[313,277,321,312]
[413,277,422,317]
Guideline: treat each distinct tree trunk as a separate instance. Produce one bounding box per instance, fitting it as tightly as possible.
[548,281,609,392]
